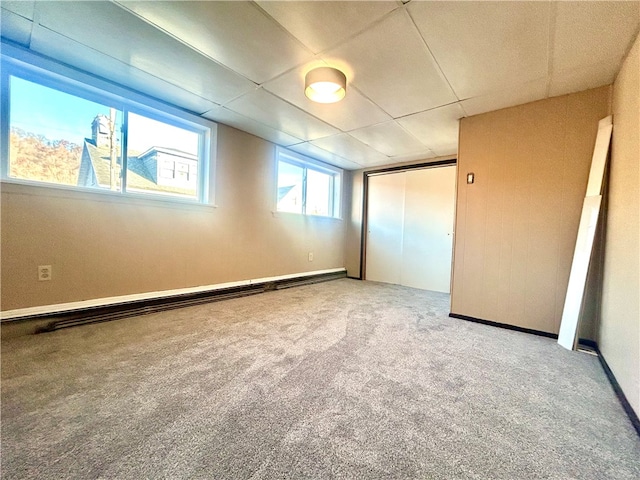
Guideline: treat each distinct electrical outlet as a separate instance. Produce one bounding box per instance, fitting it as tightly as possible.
[308,252,314,262]
[38,265,52,281]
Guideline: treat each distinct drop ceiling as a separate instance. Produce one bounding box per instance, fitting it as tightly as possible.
[1,1,638,170]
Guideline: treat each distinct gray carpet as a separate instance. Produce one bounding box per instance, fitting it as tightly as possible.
[1,278,639,479]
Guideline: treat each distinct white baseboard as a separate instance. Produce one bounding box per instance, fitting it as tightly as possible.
[1,268,346,321]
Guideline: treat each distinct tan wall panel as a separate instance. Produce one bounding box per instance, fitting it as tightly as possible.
[489,108,521,324]
[477,118,506,321]
[521,97,567,333]
[1,124,346,311]
[452,86,611,334]
[452,115,490,315]
[599,33,640,416]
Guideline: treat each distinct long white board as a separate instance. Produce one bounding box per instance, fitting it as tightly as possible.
[558,196,602,349]
[557,115,613,350]
[586,116,613,196]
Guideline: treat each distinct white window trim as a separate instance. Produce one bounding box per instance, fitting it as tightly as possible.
[0,42,217,206]
[275,146,343,219]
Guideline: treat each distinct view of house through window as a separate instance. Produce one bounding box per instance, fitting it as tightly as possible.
[3,60,210,203]
[78,110,124,192]
[126,112,200,198]
[276,149,341,218]
[9,76,122,190]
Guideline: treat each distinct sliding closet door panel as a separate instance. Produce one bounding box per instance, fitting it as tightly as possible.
[366,172,406,284]
[401,166,456,293]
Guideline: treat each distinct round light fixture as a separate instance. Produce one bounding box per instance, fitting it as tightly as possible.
[304,67,346,104]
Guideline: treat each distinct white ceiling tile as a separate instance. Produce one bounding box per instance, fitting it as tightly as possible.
[359,158,397,169]
[30,25,219,115]
[423,144,456,159]
[349,121,427,157]
[396,104,465,155]
[409,1,550,100]
[553,1,640,74]
[225,89,339,141]
[1,1,35,20]
[431,146,458,158]
[288,142,363,170]
[256,1,397,54]
[202,107,302,147]
[311,133,390,166]
[388,151,440,164]
[361,158,398,169]
[34,1,256,105]
[116,1,313,84]
[460,78,548,117]
[4,1,637,163]
[549,59,621,97]
[323,9,457,118]
[263,62,392,132]
[0,8,33,46]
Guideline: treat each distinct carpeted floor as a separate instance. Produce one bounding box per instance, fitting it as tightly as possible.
[1,278,639,479]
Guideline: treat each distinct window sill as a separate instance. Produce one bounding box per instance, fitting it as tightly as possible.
[0,180,218,212]
[271,210,342,221]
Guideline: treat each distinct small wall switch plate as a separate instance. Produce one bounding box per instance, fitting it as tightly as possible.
[38,265,52,281]
[308,252,314,262]
[467,172,475,184]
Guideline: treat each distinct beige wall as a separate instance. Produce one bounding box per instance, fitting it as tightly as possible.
[599,32,639,416]
[0,124,346,311]
[452,86,611,334]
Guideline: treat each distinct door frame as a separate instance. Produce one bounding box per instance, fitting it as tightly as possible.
[359,158,457,281]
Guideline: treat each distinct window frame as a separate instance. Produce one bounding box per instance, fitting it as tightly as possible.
[275,147,342,219]
[0,42,216,206]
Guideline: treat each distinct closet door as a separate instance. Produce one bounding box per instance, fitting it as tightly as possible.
[401,166,456,293]
[366,166,456,293]
[365,172,406,285]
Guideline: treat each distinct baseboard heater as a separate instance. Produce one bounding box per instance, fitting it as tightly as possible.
[24,270,346,333]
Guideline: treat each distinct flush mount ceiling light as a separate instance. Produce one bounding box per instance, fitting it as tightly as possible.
[304,67,346,104]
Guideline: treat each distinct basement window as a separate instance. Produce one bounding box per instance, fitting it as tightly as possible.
[276,147,342,218]
[0,44,214,204]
